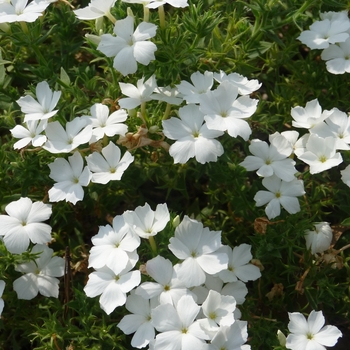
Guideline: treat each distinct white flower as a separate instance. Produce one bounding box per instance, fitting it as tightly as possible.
[0,197,52,254]
[123,203,170,239]
[239,133,296,182]
[218,244,261,283]
[151,86,183,105]
[73,0,117,20]
[305,222,333,255]
[291,99,330,130]
[210,321,251,350]
[13,244,64,300]
[97,16,157,76]
[48,152,92,205]
[176,71,214,104]
[117,292,157,348]
[84,263,141,315]
[162,104,224,164]
[213,70,261,95]
[311,107,350,150]
[297,134,343,174]
[321,37,350,74]
[297,11,350,49]
[119,75,157,109]
[0,280,5,316]
[16,81,61,122]
[84,103,128,143]
[88,214,140,274]
[43,118,93,154]
[168,216,228,287]
[294,133,310,158]
[10,119,48,149]
[86,141,134,184]
[199,290,236,338]
[194,275,248,307]
[199,81,258,141]
[146,0,188,9]
[151,295,209,350]
[135,255,191,306]
[280,130,300,152]
[286,310,342,350]
[254,175,305,220]
[0,0,50,23]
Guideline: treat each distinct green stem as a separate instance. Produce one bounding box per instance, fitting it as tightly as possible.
[102,134,109,147]
[20,21,29,34]
[158,5,165,29]
[163,103,171,120]
[143,6,150,22]
[31,44,48,67]
[148,236,157,255]
[140,102,147,121]
[105,10,117,24]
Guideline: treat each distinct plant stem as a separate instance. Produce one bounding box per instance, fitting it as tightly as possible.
[158,5,165,29]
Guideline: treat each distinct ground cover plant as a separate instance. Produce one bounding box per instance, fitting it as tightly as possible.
[0,0,349,349]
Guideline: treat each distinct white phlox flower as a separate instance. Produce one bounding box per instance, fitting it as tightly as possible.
[209,321,251,350]
[73,0,117,20]
[190,274,248,307]
[279,130,300,153]
[168,216,228,288]
[97,15,157,76]
[286,310,342,350]
[176,71,214,104]
[218,244,261,283]
[48,151,92,205]
[321,37,350,74]
[239,133,296,182]
[305,222,333,255]
[13,244,64,300]
[85,141,134,184]
[135,255,191,306]
[84,262,141,315]
[254,175,305,220]
[151,85,183,105]
[84,103,128,143]
[88,214,140,274]
[123,203,169,239]
[199,81,258,140]
[297,10,350,49]
[0,0,51,23]
[297,134,343,174]
[119,75,157,109]
[162,104,224,164]
[293,133,310,158]
[198,290,236,338]
[10,119,48,149]
[291,99,331,130]
[0,197,52,254]
[213,70,261,95]
[16,81,61,122]
[43,117,93,154]
[117,291,158,348]
[311,107,350,150]
[151,295,209,350]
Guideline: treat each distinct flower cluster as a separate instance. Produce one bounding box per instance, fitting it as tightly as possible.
[83,202,261,348]
[298,10,350,74]
[11,81,133,204]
